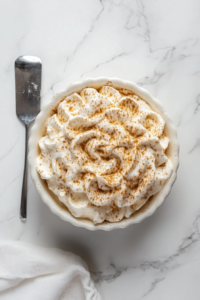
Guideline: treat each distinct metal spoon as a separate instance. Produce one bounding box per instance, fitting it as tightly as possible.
[15,56,42,220]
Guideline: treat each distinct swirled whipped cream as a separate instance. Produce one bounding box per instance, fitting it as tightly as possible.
[37,86,173,224]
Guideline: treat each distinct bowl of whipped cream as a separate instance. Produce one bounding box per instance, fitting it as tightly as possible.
[29,78,179,230]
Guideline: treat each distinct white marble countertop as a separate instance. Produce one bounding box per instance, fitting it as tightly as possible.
[1,0,200,298]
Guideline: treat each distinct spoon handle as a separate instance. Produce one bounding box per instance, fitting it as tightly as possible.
[20,124,28,220]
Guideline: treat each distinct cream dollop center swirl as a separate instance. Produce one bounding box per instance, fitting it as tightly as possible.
[37,86,173,224]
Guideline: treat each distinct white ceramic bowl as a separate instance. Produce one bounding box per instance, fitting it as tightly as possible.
[28,78,179,231]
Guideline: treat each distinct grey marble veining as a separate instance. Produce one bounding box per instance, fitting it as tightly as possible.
[0,0,200,299]
[92,212,200,297]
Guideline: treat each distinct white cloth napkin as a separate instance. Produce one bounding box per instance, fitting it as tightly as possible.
[0,241,101,300]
